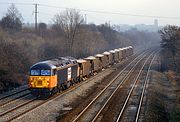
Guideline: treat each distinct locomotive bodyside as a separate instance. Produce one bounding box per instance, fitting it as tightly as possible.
[56,64,78,89]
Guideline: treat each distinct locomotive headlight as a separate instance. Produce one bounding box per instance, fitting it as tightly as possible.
[46,78,50,86]
[46,81,50,86]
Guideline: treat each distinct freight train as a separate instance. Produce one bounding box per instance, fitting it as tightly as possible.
[28,46,133,97]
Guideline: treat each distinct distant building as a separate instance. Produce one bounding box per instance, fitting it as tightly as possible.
[154,19,158,27]
[113,23,162,32]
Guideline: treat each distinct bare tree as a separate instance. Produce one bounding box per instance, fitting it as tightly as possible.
[0,4,23,33]
[53,9,84,56]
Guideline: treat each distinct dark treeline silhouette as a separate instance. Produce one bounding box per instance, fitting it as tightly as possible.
[0,4,160,92]
[159,25,180,72]
[0,4,23,34]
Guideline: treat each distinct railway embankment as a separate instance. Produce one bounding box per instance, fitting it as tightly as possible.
[145,70,179,121]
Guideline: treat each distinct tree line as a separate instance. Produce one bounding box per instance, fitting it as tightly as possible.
[159,25,180,73]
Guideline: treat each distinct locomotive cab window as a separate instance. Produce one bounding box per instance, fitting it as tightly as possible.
[30,70,40,76]
[41,70,51,76]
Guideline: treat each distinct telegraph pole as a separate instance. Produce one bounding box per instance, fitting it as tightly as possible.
[108,21,111,28]
[33,4,39,32]
[85,14,87,24]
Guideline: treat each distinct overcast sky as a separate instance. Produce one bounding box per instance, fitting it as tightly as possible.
[0,0,180,26]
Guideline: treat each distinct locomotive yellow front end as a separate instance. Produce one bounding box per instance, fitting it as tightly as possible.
[28,62,57,97]
[29,75,57,88]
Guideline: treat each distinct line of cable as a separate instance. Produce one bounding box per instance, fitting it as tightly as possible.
[0,2,33,5]
[39,4,180,19]
[1,2,180,20]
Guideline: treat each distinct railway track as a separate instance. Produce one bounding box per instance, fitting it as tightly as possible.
[134,53,158,122]
[115,52,158,122]
[0,94,38,121]
[0,85,28,100]
[92,51,159,122]
[71,49,155,122]
[0,85,31,109]
[0,90,31,107]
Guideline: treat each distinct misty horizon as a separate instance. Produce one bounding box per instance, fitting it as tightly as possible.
[0,0,180,26]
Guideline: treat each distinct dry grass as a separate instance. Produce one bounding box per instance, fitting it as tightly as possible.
[166,71,180,121]
[145,71,176,121]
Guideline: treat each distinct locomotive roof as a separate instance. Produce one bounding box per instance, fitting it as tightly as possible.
[30,57,77,70]
[30,62,56,70]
